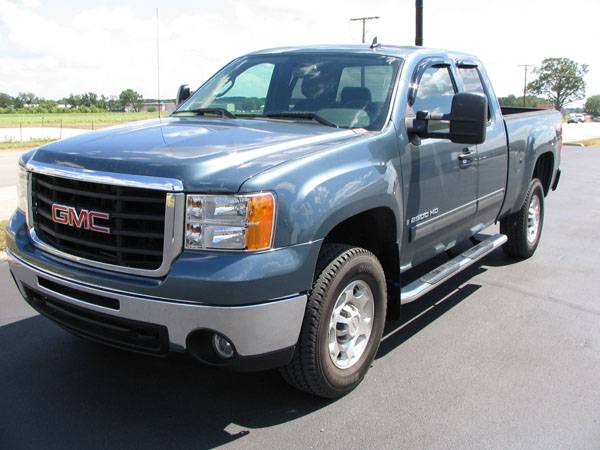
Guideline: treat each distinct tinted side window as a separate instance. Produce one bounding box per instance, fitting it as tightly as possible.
[412,66,456,115]
[458,67,485,95]
[458,67,491,120]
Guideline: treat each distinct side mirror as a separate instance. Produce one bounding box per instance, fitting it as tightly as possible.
[176,84,192,106]
[448,93,487,144]
[407,93,487,145]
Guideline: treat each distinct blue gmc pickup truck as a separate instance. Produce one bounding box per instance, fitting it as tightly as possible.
[6,45,561,398]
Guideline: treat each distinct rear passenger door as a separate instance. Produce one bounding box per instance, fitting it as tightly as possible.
[401,61,478,265]
[456,63,508,228]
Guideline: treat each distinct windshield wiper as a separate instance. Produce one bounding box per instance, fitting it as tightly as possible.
[172,108,236,119]
[264,112,339,128]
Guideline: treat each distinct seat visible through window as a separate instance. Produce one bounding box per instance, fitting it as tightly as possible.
[340,87,372,108]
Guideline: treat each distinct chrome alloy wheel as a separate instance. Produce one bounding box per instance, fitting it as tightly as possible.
[527,194,541,244]
[328,280,375,369]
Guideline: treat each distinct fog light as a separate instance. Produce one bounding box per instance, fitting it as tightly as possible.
[212,334,234,359]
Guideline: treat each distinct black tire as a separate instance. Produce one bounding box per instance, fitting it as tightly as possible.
[500,178,545,259]
[280,244,387,398]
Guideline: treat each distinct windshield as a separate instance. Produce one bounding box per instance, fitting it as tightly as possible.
[176,53,402,130]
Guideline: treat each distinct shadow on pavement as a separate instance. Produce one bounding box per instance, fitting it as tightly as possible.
[378,267,483,359]
[0,250,505,449]
[478,247,521,268]
[0,317,329,449]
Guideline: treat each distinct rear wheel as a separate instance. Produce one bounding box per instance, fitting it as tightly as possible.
[280,244,387,398]
[500,178,545,259]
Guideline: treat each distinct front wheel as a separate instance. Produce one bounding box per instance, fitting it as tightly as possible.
[280,244,387,398]
[500,178,545,259]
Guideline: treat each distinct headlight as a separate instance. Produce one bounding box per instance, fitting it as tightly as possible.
[185,193,275,251]
[16,164,29,216]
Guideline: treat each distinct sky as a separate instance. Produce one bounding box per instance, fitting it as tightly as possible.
[1,0,599,105]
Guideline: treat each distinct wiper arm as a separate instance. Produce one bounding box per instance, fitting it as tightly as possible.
[264,112,339,128]
[172,108,236,119]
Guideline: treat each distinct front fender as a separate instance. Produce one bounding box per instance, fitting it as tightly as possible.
[239,129,403,248]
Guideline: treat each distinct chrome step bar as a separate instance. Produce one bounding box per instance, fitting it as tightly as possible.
[400,233,507,304]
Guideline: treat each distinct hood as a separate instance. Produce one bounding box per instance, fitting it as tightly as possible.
[29,117,362,192]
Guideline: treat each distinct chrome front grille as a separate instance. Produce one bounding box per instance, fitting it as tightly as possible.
[26,161,185,277]
[31,173,167,270]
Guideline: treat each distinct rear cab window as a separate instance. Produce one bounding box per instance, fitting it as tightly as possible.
[458,66,492,121]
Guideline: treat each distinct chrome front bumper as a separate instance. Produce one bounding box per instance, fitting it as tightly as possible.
[7,250,307,357]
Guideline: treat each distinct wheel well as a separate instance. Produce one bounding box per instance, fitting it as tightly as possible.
[322,207,400,319]
[533,152,554,195]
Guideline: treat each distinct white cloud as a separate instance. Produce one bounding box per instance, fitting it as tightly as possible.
[0,0,598,105]
[18,0,40,8]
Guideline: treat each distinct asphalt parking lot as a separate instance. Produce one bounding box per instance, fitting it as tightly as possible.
[1,147,599,449]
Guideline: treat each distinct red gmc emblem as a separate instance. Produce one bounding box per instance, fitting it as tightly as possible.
[51,203,110,234]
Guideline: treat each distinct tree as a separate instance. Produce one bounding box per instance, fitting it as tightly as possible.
[80,92,98,107]
[106,97,122,112]
[64,94,82,107]
[527,58,588,111]
[584,95,600,117]
[119,89,143,112]
[0,92,13,108]
[98,94,109,110]
[14,92,38,108]
[498,94,548,108]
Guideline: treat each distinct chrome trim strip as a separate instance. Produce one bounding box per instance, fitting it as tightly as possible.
[26,170,34,228]
[25,160,184,192]
[408,188,506,242]
[410,201,477,241]
[26,160,186,277]
[8,250,307,356]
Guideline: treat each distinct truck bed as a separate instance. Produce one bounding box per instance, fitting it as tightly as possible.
[501,106,554,117]
[500,107,562,218]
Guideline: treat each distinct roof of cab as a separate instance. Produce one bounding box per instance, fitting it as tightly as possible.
[247,44,478,61]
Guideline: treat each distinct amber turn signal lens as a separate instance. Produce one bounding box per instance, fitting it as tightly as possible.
[245,193,275,251]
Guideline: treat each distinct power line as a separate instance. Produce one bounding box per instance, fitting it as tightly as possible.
[349,16,380,44]
[517,64,534,107]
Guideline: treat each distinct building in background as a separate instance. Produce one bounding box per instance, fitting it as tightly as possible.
[141,100,176,113]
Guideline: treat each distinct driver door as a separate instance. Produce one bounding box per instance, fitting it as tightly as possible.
[401,61,478,266]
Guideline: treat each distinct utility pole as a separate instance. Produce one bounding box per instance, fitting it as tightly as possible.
[517,64,534,107]
[350,16,380,43]
[156,8,161,119]
[415,0,423,46]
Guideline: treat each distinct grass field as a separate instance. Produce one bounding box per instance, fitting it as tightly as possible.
[0,139,56,151]
[0,112,159,129]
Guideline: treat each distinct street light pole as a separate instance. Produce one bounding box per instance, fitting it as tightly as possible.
[156,8,161,119]
[415,0,423,46]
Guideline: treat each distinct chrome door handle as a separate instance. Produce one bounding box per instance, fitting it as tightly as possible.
[458,148,474,167]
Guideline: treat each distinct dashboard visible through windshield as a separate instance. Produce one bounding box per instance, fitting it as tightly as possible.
[176,53,402,130]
